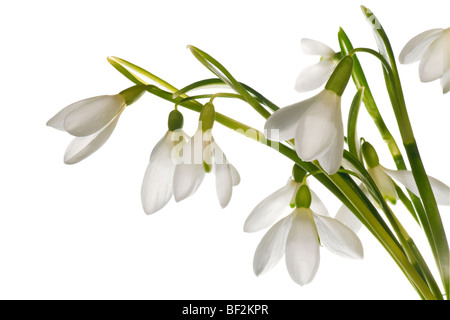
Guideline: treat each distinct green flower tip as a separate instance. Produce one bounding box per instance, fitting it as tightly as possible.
[325,55,353,96]
[295,185,312,209]
[292,164,307,183]
[362,141,380,168]
[119,85,147,106]
[168,109,184,131]
[199,102,216,132]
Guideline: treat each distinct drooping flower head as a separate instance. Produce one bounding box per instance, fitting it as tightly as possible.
[265,56,354,175]
[295,38,341,92]
[173,102,240,208]
[244,164,328,233]
[47,85,146,164]
[362,141,450,206]
[252,184,363,286]
[399,28,450,94]
[141,109,188,215]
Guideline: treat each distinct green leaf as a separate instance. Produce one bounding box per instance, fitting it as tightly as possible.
[187,46,272,118]
[347,87,364,160]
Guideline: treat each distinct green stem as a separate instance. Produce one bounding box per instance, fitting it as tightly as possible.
[359,6,449,297]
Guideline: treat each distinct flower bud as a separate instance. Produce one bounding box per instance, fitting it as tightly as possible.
[168,109,184,131]
[199,102,216,132]
[361,141,380,168]
[119,85,147,106]
[325,56,353,96]
[295,185,312,209]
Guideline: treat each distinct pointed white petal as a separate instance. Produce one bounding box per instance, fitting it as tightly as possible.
[399,29,443,64]
[310,190,329,216]
[317,103,344,175]
[419,36,446,82]
[264,97,316,141]
[295,60,336,92]
[47,96,104,131]
[335,182,367,233]
[335,204,363,233]
[64,115,120,165]
[212,143,233,208]
[368,166,397,204]
[442,70,450,94]
[383,167,450,206]
[172,163,205,202]
[253,214,293,276]
[441,29,450,93]
[285,208,320,286]
[64,95,125,137]
[295,90,340,162]
[244,180,298,233]
[141,132,178,215]
[314,214,364,259]
[229,164,240,186]
[301,38,335,58]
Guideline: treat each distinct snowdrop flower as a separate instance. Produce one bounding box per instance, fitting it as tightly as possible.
[244,164,328,233]
[173,103,240,208]
[399,28,450,93]
[295,38,340,92]
[362,142,450,206]
[47,85,146,164]
[265,56,354,175]
[141,110,188,215]
[252,185,363,286]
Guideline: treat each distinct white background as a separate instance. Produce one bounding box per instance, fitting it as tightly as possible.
[0,0,449,300]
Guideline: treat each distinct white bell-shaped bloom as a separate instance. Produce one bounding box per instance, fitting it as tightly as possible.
[47,95,126,164]
[141,129,188,215]
[244,178,328,233]
[47,86,145,164]
[295,39,339,92]
[381,166,450,206]
[399,28,450,93]
[265,90,344,175]
[173,129,240,208]
[361,141,450,206]
[253,206,363,286]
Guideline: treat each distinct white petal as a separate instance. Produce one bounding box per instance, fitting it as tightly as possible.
[244,180,298,233]
[229,164,240,186]
[212,143,233,208]
[335,183,367,233]
[419,35,447,82]
[310,190,329,216]
[172,163,205,202]
[64,95,125,137]
[285,208,320,286]
[264,97,316,141]
[441,70,450,94]
[368,166,397,203]
[335,204,363,234]
[314,214,364,259]
[47,96,104,131]
[141,132,179,215]
[295,60,336,92]
[317,103,344,175]
[301,38,335,58]
[295,90,340,162]
[64,115,120,165]
[253,214,293,276]
[383,167,450,206]
[399,29,443,64]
